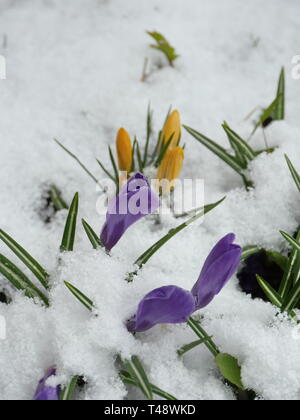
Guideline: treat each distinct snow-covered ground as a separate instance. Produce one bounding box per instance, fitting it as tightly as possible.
[0,0,300,400]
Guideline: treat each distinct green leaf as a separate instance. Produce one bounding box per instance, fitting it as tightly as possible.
[274,67,285,120]
[143,103,153,167]
[251,96,280,135]
[280,231,300,253]
[64,281,94,311]
[133,197,225,270]
[124,356,153,400]
[285,155,300,194]
[120,371,177,401]
[155,134,174,167]
[134,138,144,173]
[96,158,116,182]
[279,228,300,298]
[82,219,104,249]
[0,254,49,306]
[215,353,244,390]
[147,31,179,66]
[0,229,49,289]
[241,245,262,260]
[256,274,282,308]
[108,146,120,194]
[282,280,300,313]
[60,376,79,401]
[222,122,256,162]
[187,317,219,357]
[266,250,288,271]
[49,185,68,211]
[54,139,100,185]
[60,193,79,252]
[183,125,244,175]
[177,338,212,357]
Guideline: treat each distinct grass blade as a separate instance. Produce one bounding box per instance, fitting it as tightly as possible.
[280,231,300,252]
[108,146,119,193]
[274,67,285,120]
[282,281,300,313]
[285,155,300,193]
[64,281,94,311]
[82,219,104,249]
[0,254,49,306]
[124,356,153,400]
[96,159,116,182]
[54,139,100,186]
[177,338,212,357]
[143,103,153,167]
[50,185,68,211]
[135,138,144,173]
[279,228,300,297]
[222,122,256,162]
[183,125,244,175]
[134,197,225,269]
[241,245,261,260]
[60,193,79,252]
[187,317,219,357]
[120,371,177,400]
[256,275,282,308]
[60,376,79,401]
[0,229,49,289]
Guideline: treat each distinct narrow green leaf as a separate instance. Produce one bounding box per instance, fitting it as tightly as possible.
[241,245,261,260]
[54,139,100,186]
[64,281,94,311]
[124,356,153,400]
[187,317,219,357]
[60,193,79,252]
[256,274,282,308]
[60,376,79,401]
[279,228,300,298]
[177,338,212,357]
[251,96,280,136]
[96,158,116,182]
[282,281,300,313]
[120,372,177,400]
[285,155,300,194]
[0,229,49,289]
[133,197,225,270]
[143,103,153,167]
[147,31,179,66]
[183,125,244,175]
[108,146,119,194]
[266,250,288,272]
[82,219,103,250]
[155,134,174,167]
[135,138,144,173]
[222,122,256,162]
[50,185,68,211]
[215,353,244,390]
[0,254,49,306]
[280,231,300,253]
[274,67,285,120]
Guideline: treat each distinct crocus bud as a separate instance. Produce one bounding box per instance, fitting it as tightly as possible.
[157,146,184,192]
[116,128,132,174]
[161,110,181,149]
[33,368,60,400]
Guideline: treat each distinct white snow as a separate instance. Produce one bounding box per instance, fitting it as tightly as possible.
[0,0,300,400]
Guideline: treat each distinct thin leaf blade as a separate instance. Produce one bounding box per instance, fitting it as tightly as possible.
[60,193,79,252]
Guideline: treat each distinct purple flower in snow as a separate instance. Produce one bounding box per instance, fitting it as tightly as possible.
[33,368,60,401]
[100,173,159,251]
[127,234,242,332]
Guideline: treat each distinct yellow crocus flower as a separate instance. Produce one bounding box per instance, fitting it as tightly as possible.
[157,146,184,192]
[161,110,181,149]
[116,128,132,173]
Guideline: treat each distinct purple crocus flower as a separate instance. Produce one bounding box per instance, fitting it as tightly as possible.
[100,173,159,251]
[33,368,60,401]
[127,234,242,332]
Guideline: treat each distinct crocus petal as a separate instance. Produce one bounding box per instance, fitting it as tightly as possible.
[100,173,159,251]
[192,234,242,310]
[127,285,195,332]
[33,368,60,401]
